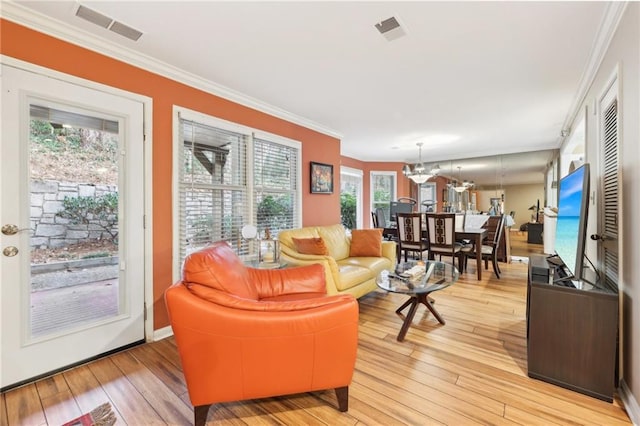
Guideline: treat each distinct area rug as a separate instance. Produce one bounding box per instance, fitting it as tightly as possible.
[61,402,116,426]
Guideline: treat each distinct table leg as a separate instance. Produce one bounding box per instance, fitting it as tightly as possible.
[475,233,483,280]
[395,293,445,341]
[396,297,419,341]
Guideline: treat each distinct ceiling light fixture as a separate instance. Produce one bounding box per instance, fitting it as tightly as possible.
[402,143,439,184]
[452,166,474,193]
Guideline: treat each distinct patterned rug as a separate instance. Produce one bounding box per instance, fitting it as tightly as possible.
[61,402,116,426]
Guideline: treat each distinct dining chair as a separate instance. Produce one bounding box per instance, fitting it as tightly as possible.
[375,208,398,242]
[371,211,379,228]
[461,214,505,278]
[425,213,464,270]
[396,212,429,263]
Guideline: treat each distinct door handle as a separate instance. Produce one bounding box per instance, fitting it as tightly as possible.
[590,234,608,241]
[1,224,31,236]
[3,246,18,257]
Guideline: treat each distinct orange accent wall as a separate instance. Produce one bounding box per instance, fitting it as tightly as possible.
[2,20,410,330]
[1,20,345,329]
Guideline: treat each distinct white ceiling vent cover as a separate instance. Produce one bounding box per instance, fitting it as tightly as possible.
[374,16,406,41]
[110,21,143,41]
[74,4,143,42]
[75,5,112,28]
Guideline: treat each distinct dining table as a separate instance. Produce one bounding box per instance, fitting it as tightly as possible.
[382,226,488,280]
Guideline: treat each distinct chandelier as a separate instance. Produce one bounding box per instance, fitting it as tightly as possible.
[402,142,440,184]
[451,166,474,193]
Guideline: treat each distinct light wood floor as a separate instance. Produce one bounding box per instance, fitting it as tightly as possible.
[1,234,631,425]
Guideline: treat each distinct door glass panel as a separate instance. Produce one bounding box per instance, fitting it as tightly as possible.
[29,105,120,338]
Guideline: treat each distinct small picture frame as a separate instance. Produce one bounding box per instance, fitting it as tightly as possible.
[310,161,333,194]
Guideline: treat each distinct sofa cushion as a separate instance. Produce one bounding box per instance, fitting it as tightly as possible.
[334,262,373,291]
[349,229,383,257]
[182,242,259,300]
[341,256,391,277]
[292,237,329,255]
[278,227,320,251]
[317,224,351,260]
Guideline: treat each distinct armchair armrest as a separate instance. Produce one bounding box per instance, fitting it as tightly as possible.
[381,241,397,265]
[249,263,326,298]
[186,282,353,311]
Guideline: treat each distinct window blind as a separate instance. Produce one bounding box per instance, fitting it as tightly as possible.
[253,136,299,236]
[178,119,248,261]
[177,113,301,268]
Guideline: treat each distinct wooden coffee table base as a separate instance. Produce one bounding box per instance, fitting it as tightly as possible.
[395,294,445,341]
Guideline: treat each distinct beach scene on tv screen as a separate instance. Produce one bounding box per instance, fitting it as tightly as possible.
[555,168,584,275]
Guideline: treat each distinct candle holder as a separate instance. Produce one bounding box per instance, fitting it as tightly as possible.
[259,239,280,264]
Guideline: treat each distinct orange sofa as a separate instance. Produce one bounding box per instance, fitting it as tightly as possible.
[165,241,359,426]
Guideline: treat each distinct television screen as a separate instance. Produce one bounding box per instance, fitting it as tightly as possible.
[554,163,590,280]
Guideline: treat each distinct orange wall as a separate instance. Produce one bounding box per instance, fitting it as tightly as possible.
[1,20,344,329]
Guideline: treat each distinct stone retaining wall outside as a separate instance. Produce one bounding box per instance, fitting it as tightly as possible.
[30,180,118,249]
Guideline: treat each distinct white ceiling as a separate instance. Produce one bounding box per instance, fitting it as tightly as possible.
[7,1,612,185]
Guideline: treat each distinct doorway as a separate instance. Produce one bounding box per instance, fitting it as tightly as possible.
[1,65,146,389]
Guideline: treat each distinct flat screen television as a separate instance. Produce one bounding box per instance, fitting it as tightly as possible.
[553,163,590,281]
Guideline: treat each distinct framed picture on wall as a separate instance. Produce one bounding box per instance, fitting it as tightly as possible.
[310,162,333,194]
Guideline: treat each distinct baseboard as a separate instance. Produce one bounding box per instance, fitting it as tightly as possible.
[619,379,640,425]
[152,325,174,341]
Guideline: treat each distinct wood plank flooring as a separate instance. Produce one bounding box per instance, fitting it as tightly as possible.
[1,234,631,425]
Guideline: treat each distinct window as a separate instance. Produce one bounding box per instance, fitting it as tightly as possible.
[340,166,363,230]
[370,171,396,223]
[173,108,301,275]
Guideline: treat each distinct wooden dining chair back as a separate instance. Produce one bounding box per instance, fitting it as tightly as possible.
[462,214,505,278]
[396,212,429,263]
[371,211,379,228]
[425,213,463,269]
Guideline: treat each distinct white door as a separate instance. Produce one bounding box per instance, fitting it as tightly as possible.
[1,65,145,388]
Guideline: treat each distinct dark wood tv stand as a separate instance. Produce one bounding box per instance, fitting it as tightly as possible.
[526,254,618,402]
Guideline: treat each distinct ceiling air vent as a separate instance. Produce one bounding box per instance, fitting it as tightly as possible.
[109,21,143,41]
[75,4,112,28]
[374,16,406,41]
[74,3,143,42]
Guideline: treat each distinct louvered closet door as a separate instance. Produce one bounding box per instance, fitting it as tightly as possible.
[598,79,620,295]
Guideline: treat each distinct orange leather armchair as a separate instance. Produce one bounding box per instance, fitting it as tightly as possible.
[165,242,359,426]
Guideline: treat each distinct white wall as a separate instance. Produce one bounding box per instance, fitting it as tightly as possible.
[566,2,639,415]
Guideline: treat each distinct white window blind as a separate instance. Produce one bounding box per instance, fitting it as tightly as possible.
[253,137,299,235]
[178,118,249,260]
[176,111,301,271]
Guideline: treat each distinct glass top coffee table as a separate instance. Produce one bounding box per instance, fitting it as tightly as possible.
[377,260,459,342]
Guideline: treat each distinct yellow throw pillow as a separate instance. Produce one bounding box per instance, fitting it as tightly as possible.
[292,237,329,255]
[349,229,383,257]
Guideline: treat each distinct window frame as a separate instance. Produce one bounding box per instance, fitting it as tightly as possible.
[340,166,363,230]
[369,171,397,224]
[172,106,302,281]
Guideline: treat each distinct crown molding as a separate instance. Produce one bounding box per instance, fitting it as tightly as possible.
[561,1,629,137]
[0,1,343,140]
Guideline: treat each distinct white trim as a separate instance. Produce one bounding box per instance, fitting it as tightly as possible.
[0,1,342,140]
[340,166,364,229]
[152,325,174,342]
[619,379,640,426]
[175,105,302,150]
[0,55,156,342]
[172,105,304,281]
[561,1,628,144]
[341,166,364,177]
